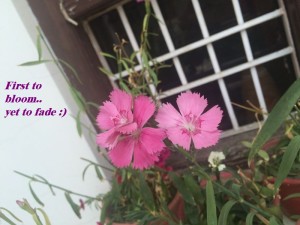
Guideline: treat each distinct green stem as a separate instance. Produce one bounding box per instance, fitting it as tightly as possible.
[176,147,210,180]
[80,158,115,172]
[15,171,102,201]
[212,182,272,218]
[176,148,275,220]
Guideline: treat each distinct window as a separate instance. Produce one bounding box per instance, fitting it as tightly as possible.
[84,0,300,137]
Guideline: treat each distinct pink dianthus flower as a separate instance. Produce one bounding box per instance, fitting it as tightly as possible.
[155,91,223,150]
[96,89,166,169]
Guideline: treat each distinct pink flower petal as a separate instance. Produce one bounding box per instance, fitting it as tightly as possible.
[133,95,155,127]
[200,105,223,131]
[96,129,119,149]
[139,127,166,154]
[155,103,182,128]
[117,122,138,134]
[110,89,132,112]
[167,127,192,150]
[177,92,207,117]
[192,130,221,149]
[109,137,134,168]
[96,101,119,130]
[132,142,159,169]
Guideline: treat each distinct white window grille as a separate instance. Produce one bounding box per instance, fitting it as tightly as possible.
[84,0,300,138]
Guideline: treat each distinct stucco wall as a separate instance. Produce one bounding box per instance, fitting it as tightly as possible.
[0,1,110,224]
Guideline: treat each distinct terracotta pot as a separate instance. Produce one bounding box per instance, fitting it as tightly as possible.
[106,192,184,225]
[279,178,300,217]
[260,137,300,217]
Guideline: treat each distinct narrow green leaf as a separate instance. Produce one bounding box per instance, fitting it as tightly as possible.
[94,165,104,181]
[183,175,203,204]
[19,60,51,66]
[274,136,300,192]
[142,14,150,34]
[269,216,280,225]
[29,182,44,206]
[32,213,43,225]
[246,211,256,225]
[34,175,55,195]
[36,208,51,225]
[36,33,42,61]
[130,51,139,62]
[141,51,149,68]
[58,59,82,84]
[82,163,93,181]
[69,86,85,111]
[249,78,300,163]
[218,200,236,225]
[75,110,82,137]
[148,67,158,86]
[64,192,81,219]
[206,180,217,225]
[170,173,195,205]
[120,59,131,74]
[86,102,99,109]
[0,211,17,225]
[99,67,114,77]
[100,52,116,60]
[258,150,270,161]
[283,192,300,200]
[119,80,130,93]
[0,208,22,223]
[139,172,155,211]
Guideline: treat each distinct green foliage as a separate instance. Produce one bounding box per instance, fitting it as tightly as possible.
[273,136,300,192]
[100,168,176,224]
[249,78,300,163]
[206,180,217,225]
[65,192,81,219]
[0,207,22,225]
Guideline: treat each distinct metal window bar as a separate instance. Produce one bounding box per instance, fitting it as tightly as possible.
[117,5,157,96]
[231,0,268,119]
[85,0,299,135]
[278,0,300,78]
[107,9,283,80]
[82,21,118,89]
[159,47,293,98]
[150,0,188,85]
[191,0,239,130]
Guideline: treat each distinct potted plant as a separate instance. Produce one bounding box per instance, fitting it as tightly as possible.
[249,78,300,221]
[4,0,300,224]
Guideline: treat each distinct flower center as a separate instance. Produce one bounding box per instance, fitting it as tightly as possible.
[183,113,201,134]
[112,110,129,126]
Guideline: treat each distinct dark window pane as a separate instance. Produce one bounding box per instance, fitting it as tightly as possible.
[213,33,247,70]
[124,2,169,58]
[157,60,181,92]
[248,18,288,59]
[90,10,133,74]
[200,0,237,35]
[161,94,178,111]
[225,70,261,126]
[179,47,213,82]
[257,56,296,111]
[158,0,203,48]
[192,82,233,130]
[239,0,279,22]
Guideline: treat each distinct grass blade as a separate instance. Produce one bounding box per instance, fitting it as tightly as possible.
[274,135,300,192]
[64,192,81,219]
[218,200,236,225]
[29,182,44,206]
[206,180,217,225]
[249,78,300,163]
